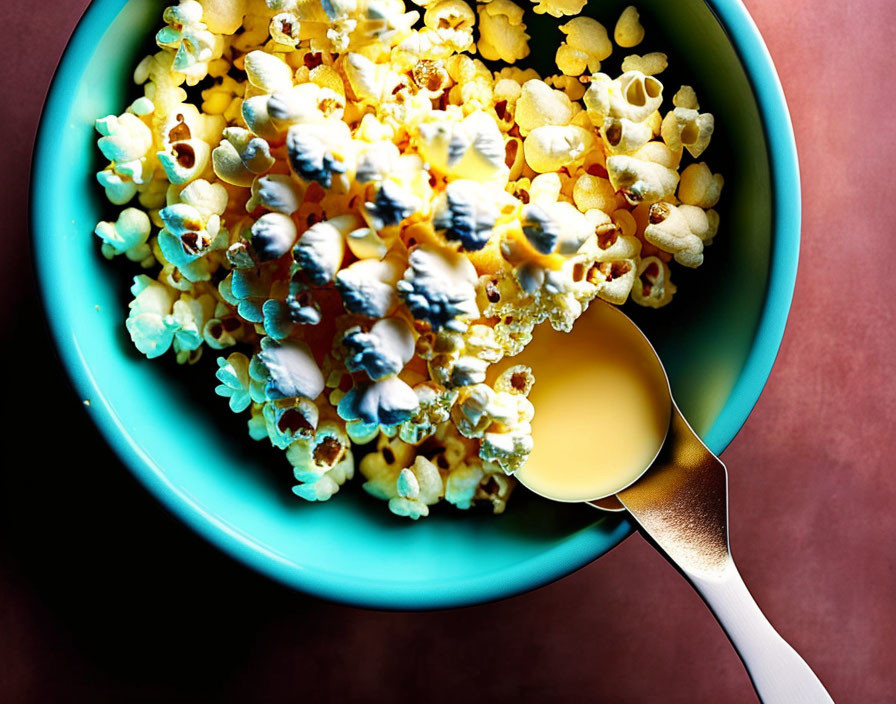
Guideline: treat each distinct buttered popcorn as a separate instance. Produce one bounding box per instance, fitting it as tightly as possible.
[94,0,723,518]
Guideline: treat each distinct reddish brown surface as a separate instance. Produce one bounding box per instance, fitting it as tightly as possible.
[2,1,894,702]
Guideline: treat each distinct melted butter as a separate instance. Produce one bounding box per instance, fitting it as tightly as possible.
[502,302,672,502]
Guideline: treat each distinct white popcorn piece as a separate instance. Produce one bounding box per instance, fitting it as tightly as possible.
[530,0,585,19]
[643,201,718,267]
[337,375,420,425]
[342,317,416,381]
[336,250,405,317]
[600,116,653,155]
[514,79,575,135]
[244,50,295,93]
[397,244,480,332]
[251,212,298,261]
[256,336,326,400]
[246,174,303,214]
[583,70,664,127]
[293,214,358,284]
[606,154,679,205]
[286,121,355,189]
[431,179,507,251]
[555,18,612,76]
[388,456,444,519]
[94,208,154,266]
[289,420,355,501]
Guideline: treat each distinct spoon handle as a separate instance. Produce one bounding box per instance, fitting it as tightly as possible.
[688,561,834,704]
[615,403,834,702]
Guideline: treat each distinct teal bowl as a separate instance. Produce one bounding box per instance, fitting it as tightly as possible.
[33,0,799,608]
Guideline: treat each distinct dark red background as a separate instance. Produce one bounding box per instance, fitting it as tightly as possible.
[2,1,894,702]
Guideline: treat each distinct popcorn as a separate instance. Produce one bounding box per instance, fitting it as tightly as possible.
[156,1,224,82]
[631,255,676,308]
[342,317,415,380]
[524,124,595,173]
[431,180,507,251]
[672,85,700,110]
[556,18,612,76]
[335,250,405,317]
[288,420,355,501]
[678,162,724,208]
[246,174,303,214]
[515,80,575,135]
[215,352,267,412]
[212,127,275,186]
[583,70,664,127]
[476,0,530,64]
[256,336,325,400]
[251,212,298,261]
[420,322,503,387]
[397,244,480,332]
[244,49,295,93]
[530,0,586,18]
[157,179,230,280]
[95,0,723,517]
[292,214,357,284]
[661,107,714,158]
[286,121,354,188]
[643,202,718,267]
[262,396,320,448]
[621,52,668,76]
[416,111,508,183]
[606,154,679,205]
[614,5,644,48]
[398,382,458,444]
[451,373,534,473]
[94,208,154,266]
[337,375,419,425]
[388,456,444,518]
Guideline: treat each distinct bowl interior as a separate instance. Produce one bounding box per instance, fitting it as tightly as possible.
[34,0,778,608]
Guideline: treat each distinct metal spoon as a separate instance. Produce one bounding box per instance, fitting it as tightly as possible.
[508,301,834,704]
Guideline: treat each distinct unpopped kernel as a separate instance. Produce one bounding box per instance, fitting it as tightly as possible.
[94,0,723,519]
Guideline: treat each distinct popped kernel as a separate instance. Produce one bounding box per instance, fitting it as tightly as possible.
[614,5,644,48]
[94,0,723,518]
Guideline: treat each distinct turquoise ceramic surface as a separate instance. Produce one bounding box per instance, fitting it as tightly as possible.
[33,0,799,608]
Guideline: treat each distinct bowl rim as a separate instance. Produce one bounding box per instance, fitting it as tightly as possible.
[31,0,800,609]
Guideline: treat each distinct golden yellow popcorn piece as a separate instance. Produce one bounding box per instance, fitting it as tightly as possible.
[572,172,617,213]
[678,162,725,208]
[621,52,668,76]
[672,85,700,110]
[530,0,586,18]
[614,5,644,48]
[555,18,612,76]
[477,0,530,63]
[524,124,595,173]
